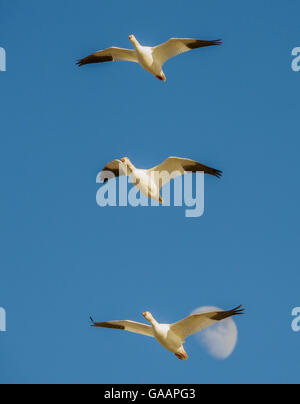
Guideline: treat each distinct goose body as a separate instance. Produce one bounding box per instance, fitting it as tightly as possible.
[133,42,164,81]
[100,156,222,204]
[91,306,244,360]
[77,35,221,82]
[152,322,187,360]
[129,168,160,202]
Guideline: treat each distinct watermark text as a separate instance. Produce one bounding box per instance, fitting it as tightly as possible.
[291,307,300,332]
[0,307,6,332]
[96,170,205,218]
[0,47,6,72]
[292,47,300,72]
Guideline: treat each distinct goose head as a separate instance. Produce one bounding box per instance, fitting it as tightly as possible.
[120,157,134,169]
[129,34,139,47]
[120,157,130,164]
[142,311,155,323]
[120,157,135,175]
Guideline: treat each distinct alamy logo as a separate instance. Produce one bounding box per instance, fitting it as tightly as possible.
[96,169,205,218]
[0,307,6,332]
[0,47,6,72]
[291,307,300,332]
[291,48,300,72]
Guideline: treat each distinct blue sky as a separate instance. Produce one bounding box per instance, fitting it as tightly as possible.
[0,0,299,384]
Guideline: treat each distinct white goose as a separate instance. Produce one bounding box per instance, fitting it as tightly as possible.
[100,156,222,204]
[90,306,244,360]
[77,35,221,81]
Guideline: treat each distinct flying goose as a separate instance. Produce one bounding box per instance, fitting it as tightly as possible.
[77,35,221,81]
[100,156,222,204]
[90,306,244,360]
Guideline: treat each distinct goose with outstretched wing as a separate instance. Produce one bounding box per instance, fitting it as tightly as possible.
[91,306,244,360]
[99,156,222,204]
[77,35,221,82]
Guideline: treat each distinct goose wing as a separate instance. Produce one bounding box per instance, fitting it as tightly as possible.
[77,47,138,67]
[153,38,221,66]
[90,318,154,338]
[99,159,127,183]
[148,156,222,189]
[170,306,244,341]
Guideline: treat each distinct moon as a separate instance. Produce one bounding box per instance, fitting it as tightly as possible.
[191,306,238,360]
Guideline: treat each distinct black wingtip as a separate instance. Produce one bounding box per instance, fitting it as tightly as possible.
[214,39,223,46]
[211,305,244,321]
[231,305,245,316]
[187,39,223,50]
[215,169,223,179]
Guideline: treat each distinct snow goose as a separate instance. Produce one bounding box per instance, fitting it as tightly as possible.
[77,35,221,81]
[100,156,222,204]
[90,306,244,360]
